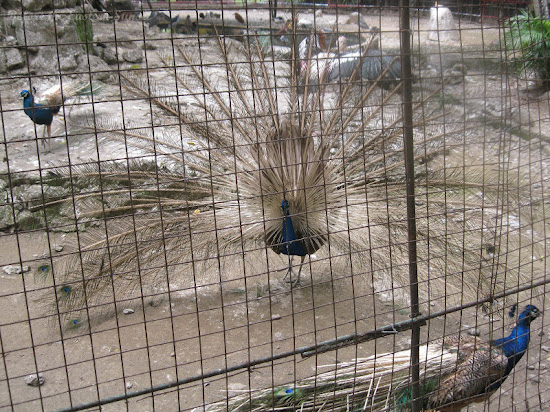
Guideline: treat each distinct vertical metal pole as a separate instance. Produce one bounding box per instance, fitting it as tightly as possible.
[399,1,422,412]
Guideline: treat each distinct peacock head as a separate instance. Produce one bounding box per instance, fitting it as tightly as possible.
[281,199,290,214]
[20,90,30,98]
[519,305,540,323]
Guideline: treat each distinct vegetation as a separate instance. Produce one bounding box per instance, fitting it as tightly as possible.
[504,10,550,89]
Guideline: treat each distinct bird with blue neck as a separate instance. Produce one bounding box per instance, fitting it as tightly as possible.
[273,199,319,286]
[20,81,100,152]
[205,305,541,411]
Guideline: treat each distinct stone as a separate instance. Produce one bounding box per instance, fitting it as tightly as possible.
[22,0,77,11]
[102,48,118,65]
[24,373,45,386]
[123,308,135,314]
[467,328,481,337]
[2,265,30,275]
[122,49,143,64]
[54,245,64,252]
[428,6,459,42]
[16,209,45,230]
[6,12,84,74]
[0,205,15,230]
[77,54,111,81]
[5,48,24,70]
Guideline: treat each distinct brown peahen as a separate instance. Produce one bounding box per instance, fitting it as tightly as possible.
[199,305,541,411]
[36,31,530,329]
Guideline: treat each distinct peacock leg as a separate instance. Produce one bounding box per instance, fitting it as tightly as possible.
[42,125,51,153]
[283,255,306,287]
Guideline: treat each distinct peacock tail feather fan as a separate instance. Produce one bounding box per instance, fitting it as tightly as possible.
[39,32,537,328]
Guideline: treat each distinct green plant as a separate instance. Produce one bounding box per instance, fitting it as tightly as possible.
[75,14,94,53]
[504,10,550,88]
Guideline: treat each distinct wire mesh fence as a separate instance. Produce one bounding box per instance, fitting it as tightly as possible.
[0,0,549,411]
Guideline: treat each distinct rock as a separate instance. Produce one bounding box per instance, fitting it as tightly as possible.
[77,54,111,81]
[541,346,549,352]
[126,382,132,389]
[428,6,459,42]
[467,328,481,337]
[529,374,540,383]
[54,245,64,252]
[123,308,135,314]
[24,373,44,386]
[16,209,45,230]
[102,48,118,65]
[0,205,15,229]
[2,265,30,275]
[122,49,143,63]
[347,12,370,30]
[271,314,282,321]
[4,48,24,70]
[297,19,312,29]
[7,12,84,74]
[22,0,77,11]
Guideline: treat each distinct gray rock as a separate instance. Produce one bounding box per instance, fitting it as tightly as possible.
[2,265,31,275]
[0,203,16,230]
[123,308,135,314]
[467,327,481,337]
[122,49,143,64]
[5,48,24,70]
[24,373,45,386]
[22,0,77,11]
[78,54,111,81]
[102,48,118,65]
[16,209,45,229]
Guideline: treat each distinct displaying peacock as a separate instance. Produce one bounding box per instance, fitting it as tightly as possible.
[36,30,531,329]
[199,305,541,411]
[20,81,102,152]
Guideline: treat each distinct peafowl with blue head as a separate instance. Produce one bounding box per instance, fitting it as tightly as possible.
[200,305,541,411]
[20,81,101,152]
[35,29,535,330]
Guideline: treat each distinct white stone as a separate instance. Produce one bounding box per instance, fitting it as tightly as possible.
[2,265,30,275]
[428,6,459,42]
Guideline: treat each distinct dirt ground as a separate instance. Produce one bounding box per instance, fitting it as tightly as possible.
[0,6,549,412]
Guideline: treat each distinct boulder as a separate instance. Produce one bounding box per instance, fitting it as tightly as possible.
[428,5,459,42]
[4,10,85,74]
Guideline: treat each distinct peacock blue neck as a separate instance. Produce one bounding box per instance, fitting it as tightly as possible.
[21,91,34,109]
[493,306,537,376]
[21,90,54,126]
[280,200,307,257]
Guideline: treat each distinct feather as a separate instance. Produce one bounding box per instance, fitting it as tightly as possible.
[38,32,535,329]
[201,306,540,411]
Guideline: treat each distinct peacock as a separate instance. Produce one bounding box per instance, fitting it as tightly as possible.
[20,81,101,152]
[36,30,531,329]
[199,305,541,411]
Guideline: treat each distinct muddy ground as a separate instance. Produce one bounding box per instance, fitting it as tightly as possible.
[0,6,549,412]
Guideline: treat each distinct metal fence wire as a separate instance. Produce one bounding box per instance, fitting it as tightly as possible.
[0,0,549,411]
